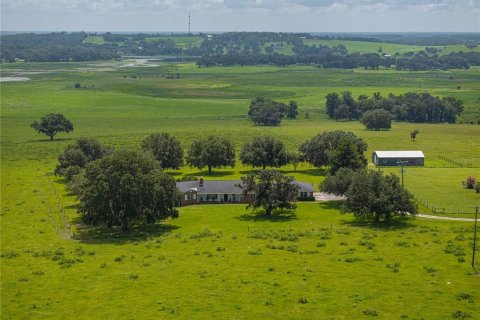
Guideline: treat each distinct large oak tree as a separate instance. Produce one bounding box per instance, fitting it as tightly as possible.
[75,150,179,232]
[142,133,184,170]
[31,113,74,141]
[186,136,236,174]
[241,170,299,216]
[240,136,288,169]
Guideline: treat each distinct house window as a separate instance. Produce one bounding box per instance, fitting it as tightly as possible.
[300,192,308,197]
[185,193,196,201]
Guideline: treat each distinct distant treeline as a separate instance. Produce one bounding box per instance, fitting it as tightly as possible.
[197,50,480,71]
[325,91,464,123]
[1,31,479,66]
[314,33,480,46]
[1,45,120,62]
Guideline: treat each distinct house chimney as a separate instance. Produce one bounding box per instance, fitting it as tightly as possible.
[199,176,204,187]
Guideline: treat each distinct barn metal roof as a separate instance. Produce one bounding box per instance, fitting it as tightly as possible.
[373,151,424,158]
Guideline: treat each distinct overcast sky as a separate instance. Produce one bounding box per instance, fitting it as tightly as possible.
[1,0,479,32]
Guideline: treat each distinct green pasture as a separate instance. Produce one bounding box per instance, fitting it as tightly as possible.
[1,61,480,318]
[82,35,105,45]
[145,36,203,48]
[303,39,480,56]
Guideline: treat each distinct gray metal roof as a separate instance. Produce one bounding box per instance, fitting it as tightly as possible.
[293,180,316,193]
[373,151,424,158]
[176,179,315,194]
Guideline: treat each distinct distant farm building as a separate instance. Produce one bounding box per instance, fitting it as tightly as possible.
[176,177,315,206]
[372,151,425,167]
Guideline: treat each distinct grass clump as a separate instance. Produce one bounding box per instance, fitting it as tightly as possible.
[297,297,308,304]
[363,309,378,316]
[445,243,466,256]
[386,262,401,273]
[456,292,474,303]
[452,310,471,318]
[1,251,19,258]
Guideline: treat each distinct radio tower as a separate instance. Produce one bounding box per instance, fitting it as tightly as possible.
[188,12,191,34]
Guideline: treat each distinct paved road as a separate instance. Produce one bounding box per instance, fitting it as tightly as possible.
[313,192,346,202]
[416,214,476,222]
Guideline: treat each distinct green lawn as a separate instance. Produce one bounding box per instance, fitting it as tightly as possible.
[1,61,480,319]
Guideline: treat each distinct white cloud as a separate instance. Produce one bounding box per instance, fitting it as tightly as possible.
[1,0,479,31]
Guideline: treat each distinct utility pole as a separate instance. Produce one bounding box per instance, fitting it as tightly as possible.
[188,12,191,34]
[472,206,478,272]
[397,160,408,188]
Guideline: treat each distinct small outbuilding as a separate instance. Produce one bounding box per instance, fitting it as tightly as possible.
[372,151,425,167]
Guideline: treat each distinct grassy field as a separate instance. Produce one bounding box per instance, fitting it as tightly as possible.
[303,39,480,56]
[1,61,480,318]
[82,35,105,45]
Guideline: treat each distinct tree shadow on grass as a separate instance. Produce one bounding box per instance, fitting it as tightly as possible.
[238,168,327,177]
[341,217,414,230]
[236,210,297,222]
[317,201,413,230]
[27,137,75,143]
[317,201,344,210]
[279,168,327,177]
[189,170,235,178]
[73,218,179,245]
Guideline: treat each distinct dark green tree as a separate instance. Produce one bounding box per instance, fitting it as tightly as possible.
[334,104,351,120]
[361,109,392,130]
[325,92,340,118]
[300,131,367,168]
[186,136,236,174]
[240,136,288,169]
[55,138,113,181]
[344,170,417,222]
[241,170,299,216]
[31,113,74,140]
[286,151,300,172]
[142,133,183,170]
[328,137,367,174]
[320,167,355,195]
[286,100,299,119]
[75,150,180,232]
[248,97,287,126]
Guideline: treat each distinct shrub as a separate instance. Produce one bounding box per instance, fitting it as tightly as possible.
[465,176,476,189]
[363,309,378,316]
[452,310,471,319]
[456,292,474,303]
[1,250,19,258]
[297,297,308,304]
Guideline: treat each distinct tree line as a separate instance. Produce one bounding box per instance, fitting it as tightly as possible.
[326,91,464,124]
[51,129,416,230]
[56,131,367,182]
[3,31,479,69]
[196,50,480,70]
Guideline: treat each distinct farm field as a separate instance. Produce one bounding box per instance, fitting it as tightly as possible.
[1,61,480,318]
